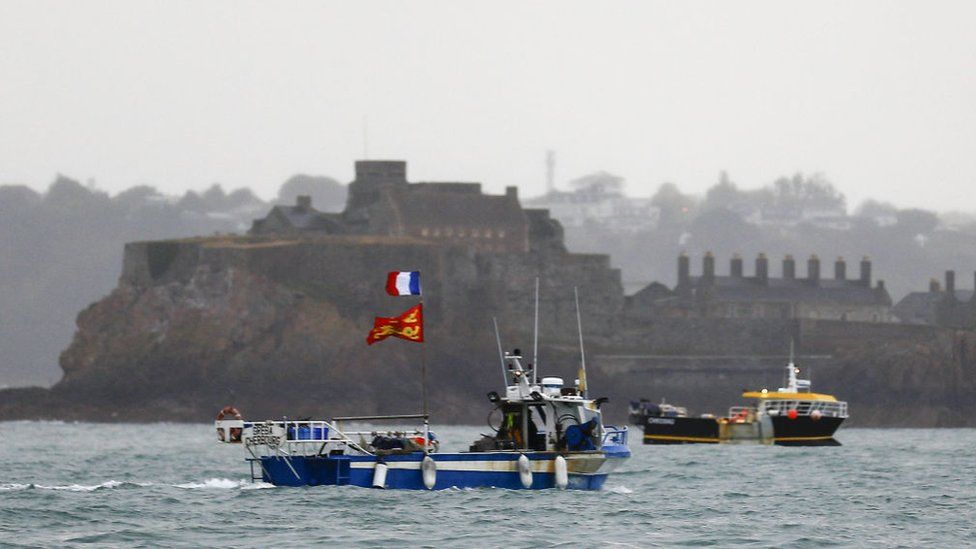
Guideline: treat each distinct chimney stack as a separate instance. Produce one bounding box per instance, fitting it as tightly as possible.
[756,253,769,285]
[296,195,312,211]
[860,256,872,286]
[730,254,743,278]
[703,252,715,285]
[929,279,941,293]
[783,254,796,280]
[808,255,820,285]
[835,257,846,280]
[678,253,690,286]
[946,270,956,299]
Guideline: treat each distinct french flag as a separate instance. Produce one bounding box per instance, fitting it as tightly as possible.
[385,271,422,296]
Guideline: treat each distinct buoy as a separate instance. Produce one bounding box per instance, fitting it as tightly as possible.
[372,462,388,489]
[518,454,533,489]
[422,455,437,490]
[810,410,822,421]
[554,455,568,490]
[787,409,799,420]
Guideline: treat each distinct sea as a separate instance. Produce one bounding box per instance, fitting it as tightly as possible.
[0,422,973,548]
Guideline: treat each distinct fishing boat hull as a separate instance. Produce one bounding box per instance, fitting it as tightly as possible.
[769,415,844,446]
[640,414,844,445]
[255,447,630,490]
[642,417,720,444]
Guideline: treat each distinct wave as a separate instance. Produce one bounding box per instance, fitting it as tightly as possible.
[175,478,273,490]
[33,480,150,492]
[604,484,634,494]
[3,478,272,492]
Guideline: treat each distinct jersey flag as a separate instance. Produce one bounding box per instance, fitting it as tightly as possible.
[386,271,422,296]
[366,304,424,345]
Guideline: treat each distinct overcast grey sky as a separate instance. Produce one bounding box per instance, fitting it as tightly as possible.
[1,1,974,211]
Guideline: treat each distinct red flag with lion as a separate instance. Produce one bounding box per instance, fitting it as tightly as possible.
[366,303,424,345]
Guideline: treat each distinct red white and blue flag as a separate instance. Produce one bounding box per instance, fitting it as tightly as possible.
[385,271,422,296]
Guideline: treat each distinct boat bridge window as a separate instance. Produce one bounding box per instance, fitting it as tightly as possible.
[496,403,547,451]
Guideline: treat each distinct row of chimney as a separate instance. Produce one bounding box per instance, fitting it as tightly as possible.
[678,252,873,286]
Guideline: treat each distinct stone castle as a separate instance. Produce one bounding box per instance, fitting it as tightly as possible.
[251,160,565,254]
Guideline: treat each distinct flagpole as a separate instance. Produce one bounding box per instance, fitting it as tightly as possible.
[420,296,430,454]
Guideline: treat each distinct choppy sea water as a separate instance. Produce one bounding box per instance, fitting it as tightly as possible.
[0,423,973,548]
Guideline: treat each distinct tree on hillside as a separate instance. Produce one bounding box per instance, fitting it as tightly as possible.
[855,199,898,219]
[895,208,939,236]
[702,171,739,212]
[771,172,846,213]
[687,207,761,253]
[651,182,697,227]
[277,175,346,212]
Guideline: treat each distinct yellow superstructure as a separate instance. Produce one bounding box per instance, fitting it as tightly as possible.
[741,390,838,402]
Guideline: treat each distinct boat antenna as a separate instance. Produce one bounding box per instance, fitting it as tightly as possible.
[532,277,540,385]
[492,317,507,387]
[574,286,588,398]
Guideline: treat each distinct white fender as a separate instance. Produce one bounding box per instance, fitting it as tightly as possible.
[422,455,437,490]
[554,455,568,490]
[372,462,388,489]
[518,454,533,489]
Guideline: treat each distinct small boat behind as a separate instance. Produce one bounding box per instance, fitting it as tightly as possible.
[632,347,849,446]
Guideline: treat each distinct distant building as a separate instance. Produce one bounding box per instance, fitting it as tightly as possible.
[523,186,659,234]
[759,203,851,230]
[893,271,976,327]
[250,160,564,254]
[250,195,345,235]
[629,252,894,322]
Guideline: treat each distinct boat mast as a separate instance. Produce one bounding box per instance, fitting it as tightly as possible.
[420,294,429,453]
[532,277,540,385]
[786,338,798,392]
[574,286,588,398]
[493,317,507,387]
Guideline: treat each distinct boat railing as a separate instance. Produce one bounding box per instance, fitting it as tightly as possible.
[726,406,755,421]
[241,417,435,459]
[602,425,628,446]
[758,399,849,418]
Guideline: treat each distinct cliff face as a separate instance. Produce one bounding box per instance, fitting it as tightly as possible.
[4,235,622,423]
[3,233,975,427]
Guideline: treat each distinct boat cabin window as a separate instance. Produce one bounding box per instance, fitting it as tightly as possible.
[496,403,547,451]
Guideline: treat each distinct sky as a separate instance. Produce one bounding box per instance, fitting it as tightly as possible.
[1,1,975,211]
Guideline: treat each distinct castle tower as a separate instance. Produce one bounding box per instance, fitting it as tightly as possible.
[346,160,409,212]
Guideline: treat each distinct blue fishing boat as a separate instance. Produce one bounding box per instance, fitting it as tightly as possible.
[215,285,630,490]
[215,348,629,490]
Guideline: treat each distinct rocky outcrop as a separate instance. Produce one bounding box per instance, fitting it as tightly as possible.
[0,235,622,423]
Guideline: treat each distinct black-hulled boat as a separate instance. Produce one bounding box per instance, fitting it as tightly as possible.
[631,354,848,446]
